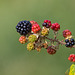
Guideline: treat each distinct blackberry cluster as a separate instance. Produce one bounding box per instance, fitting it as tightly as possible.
[16,20,32,35]
[65,38,75,47]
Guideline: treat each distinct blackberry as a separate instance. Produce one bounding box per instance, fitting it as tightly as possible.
[28,35,37,43]
[27,43,34,51]
[47,46,56,55]
[19,36,27,44]
[51,23,60,31]
[65,38,75,47]
[42,20,52,28]
[41,27,49,36]
[16,20,32,35]
[63,29,72,38]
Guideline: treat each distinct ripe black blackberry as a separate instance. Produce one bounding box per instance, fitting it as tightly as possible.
[65,38,75,47]
[16,20,32,35]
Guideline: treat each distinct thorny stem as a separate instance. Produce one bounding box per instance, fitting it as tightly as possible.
[42,36,75,48]
[45,36,66,45]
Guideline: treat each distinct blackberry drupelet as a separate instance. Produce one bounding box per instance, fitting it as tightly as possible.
[42,23,47,26]
[70,38,74,42]
[65,39,69,43]
[65,42,70,47]
[69,43,73,47]
[16,20,32,35]
[71,42,74,45]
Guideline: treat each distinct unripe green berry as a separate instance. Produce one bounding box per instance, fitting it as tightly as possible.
[41,28,49,36]
[28,35,37,42]
[27,43,34,51]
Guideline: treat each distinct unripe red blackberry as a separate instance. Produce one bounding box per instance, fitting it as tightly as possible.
[51,23,60,31]
[68,54,75,62]
[19,36,27,44]
[47,46,56,55]
[63,29,72,38]
[30,21,38,26]
[42,20,52,28]
[16,20,32,36]
[32,24,41,33]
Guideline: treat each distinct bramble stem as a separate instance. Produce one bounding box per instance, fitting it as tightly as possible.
[44,36,66,45]
[44,36,75,48]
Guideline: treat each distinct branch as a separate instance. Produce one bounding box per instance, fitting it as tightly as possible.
[44,36,75,48]
[44,36,66,45]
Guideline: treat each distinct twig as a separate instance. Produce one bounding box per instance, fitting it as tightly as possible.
[44,36,66,45]
[44,36,75,48]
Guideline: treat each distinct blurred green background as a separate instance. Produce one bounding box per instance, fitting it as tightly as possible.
[0,0,75,75]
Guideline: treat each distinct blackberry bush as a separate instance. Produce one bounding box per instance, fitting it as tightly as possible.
[16,19,75,75]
